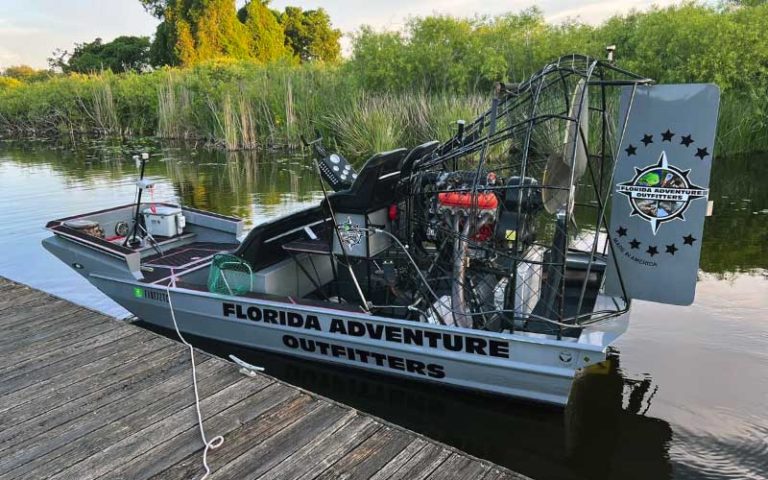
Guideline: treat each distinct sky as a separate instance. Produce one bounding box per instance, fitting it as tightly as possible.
[0,0,682,69]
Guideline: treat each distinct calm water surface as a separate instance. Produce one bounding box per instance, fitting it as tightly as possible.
[1,139,765,480]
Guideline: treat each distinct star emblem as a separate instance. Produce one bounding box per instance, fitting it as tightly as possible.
[646,245,659,257]
[683,234,696,245]
[629,238,641,249]
[680,134,694,147]
[661,129,674,142]
[625,144,637,156]
[616,226,628,237]
[641,134,654,146]
[695,147,709,160]
[666,243,678,255]
[616,151,709,234]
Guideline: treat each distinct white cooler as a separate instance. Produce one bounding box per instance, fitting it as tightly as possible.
[143,206,186,237]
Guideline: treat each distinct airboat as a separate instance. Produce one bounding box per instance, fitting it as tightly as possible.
[43,54,720,405]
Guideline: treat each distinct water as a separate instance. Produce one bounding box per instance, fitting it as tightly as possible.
[1,139,765,480]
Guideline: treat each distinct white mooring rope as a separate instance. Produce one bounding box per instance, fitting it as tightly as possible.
[166,274,223,480]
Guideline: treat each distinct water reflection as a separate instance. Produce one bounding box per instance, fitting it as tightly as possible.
[566,352,671,480]
[0,139,323,230]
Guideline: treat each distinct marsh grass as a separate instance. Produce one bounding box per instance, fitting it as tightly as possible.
[0,61,765,159]
[715,90,768,156]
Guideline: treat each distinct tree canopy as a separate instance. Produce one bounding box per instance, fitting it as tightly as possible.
[138,0,167,18]
[145,0,340,66]
[349,3,768,93]
[50,36,151,73]
[277,7,341,63]
[151,0,253,66]
[1,65,49,82]
[238,1,290,63]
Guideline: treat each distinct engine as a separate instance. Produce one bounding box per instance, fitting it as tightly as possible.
[417,171,500,327]
[392,169,545,329]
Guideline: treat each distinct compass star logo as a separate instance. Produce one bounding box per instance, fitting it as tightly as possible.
[616,151,708,234]
[339,216,364,247]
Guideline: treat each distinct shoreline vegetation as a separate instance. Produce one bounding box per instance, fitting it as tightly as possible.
[2,3,768,157]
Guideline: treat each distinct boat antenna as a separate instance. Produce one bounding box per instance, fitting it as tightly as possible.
[124,152,152,248]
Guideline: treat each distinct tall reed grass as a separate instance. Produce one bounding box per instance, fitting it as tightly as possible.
[0,60,765,159]
[714,90,768,156]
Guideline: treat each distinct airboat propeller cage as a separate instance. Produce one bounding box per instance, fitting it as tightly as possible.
[604,84,720,305]
[400,54,721,330]
[542,78,589,214]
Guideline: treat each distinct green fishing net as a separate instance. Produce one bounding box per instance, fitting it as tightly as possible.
[207,253,253,295]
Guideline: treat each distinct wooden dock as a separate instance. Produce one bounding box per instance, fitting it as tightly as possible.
[0,277,527,480]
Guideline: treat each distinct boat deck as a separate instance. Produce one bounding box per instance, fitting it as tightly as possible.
[141,241,239,284]
[0,277,527,480]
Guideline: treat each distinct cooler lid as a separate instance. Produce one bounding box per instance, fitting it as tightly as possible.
[143,206,182,216]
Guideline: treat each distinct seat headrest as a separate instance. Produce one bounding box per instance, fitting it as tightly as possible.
[400,140,440,176]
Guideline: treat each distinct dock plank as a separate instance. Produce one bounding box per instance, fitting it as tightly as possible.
[0,311,108,348]
[0,288,57,313]
[113,383,300,480]
[312,426,416,480]
[0,299,87,335]
[2,360,240,480]
[0,321,136,377]
[149,391,317,480]
[0,277,527,480]
[259,414,381,480]
[425,453,491,480]
[367,438,432,480]
[0,328,151,397]
[0,357,224,478]
[211,400,351,480]
[46,376,274,480]
[0,306,109,351]
[481,467,532,480]
[0,343,180,446]
[370,441,452,480]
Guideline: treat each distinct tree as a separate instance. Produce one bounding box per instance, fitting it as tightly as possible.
[237,1,290,62]
[349,27,409,91]
[50,36,151,73]
[1,65,49,82]
[149,0,260,66]
[108,36,152,72]
[404,16,476,91]
[63,38,105,72]
[138,0,167,18]
[143,0,340,66]
[277,7,341,62]
[150,21,175,66]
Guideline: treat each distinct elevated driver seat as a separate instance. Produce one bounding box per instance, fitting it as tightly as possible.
[327,148,408,214]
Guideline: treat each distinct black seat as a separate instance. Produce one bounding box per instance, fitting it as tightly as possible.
[399,140,440,179]
[328,148,407,213]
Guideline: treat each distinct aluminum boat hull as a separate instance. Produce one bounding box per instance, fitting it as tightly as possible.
[42,203,629,407]
[86,273,625,406]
